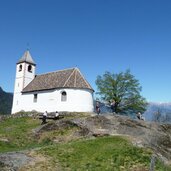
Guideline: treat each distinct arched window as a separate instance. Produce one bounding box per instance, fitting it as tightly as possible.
[33,94,38,103]
[61,91,67,101]
[19,64,22,72]
[28,65,32,73]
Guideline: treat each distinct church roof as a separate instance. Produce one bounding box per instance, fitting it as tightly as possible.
[22,67,94,93]
[17,50,36,66]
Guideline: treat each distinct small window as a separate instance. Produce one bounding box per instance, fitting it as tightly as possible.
[34,94,37,103]
[19,65,22,72]
[28,65,32,73]
[61,91,67,101]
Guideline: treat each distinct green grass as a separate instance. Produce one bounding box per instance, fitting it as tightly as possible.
[0,116,170,171]
[0,117,50,152]
[0,116,81,153]
[40,136,171,171]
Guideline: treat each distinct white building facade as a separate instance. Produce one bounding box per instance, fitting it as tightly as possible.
[12,51,94,114]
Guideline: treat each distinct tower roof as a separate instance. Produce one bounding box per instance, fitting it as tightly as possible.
[17,50,36,66]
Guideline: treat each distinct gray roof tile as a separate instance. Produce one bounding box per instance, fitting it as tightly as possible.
[22,68,93,92]
[17,50,36,65]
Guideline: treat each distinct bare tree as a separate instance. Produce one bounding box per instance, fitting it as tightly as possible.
[152,108,171,123]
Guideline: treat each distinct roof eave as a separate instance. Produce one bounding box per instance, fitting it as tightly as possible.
[22,87,94,94]
[16,61,36,66]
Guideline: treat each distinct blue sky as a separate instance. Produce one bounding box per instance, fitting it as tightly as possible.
[0,0,171,102]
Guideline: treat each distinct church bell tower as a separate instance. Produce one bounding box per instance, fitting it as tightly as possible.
[12,50,36,113]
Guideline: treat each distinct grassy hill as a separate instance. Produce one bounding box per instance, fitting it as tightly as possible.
[0,87,13,115]
[0,113,170,171]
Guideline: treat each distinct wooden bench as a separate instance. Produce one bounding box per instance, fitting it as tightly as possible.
[39,112,63,120]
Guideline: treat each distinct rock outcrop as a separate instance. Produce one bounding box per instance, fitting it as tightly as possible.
[0,113,170,170]
[0,152,34,171]
[37,114,171,162]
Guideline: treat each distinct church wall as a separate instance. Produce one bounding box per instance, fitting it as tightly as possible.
[12,88,94,113]
[12,62,36,114]
[23,64,36,88]
[11,93,22,114]
[14,64,36,93]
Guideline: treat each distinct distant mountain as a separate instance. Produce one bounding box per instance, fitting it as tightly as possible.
[98,101,171,123]
[0,87,13,114]
[144,102,171,123]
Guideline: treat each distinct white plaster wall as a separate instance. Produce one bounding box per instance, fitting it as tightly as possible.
[12,88,94,113]
[23,63,36,88]
[11,93,22,114]
[12,63,36,114]
[14,63,35,92]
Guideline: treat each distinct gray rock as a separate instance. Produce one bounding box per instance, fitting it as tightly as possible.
[0,152,34,171]
[34,113,171,162]
[72,114,171,161]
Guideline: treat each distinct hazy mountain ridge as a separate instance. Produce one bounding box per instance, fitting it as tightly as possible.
[0,87,13,114]
[144,102,171,122]
[149,102,171,108]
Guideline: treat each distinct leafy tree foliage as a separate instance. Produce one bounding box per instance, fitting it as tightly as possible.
[0,87,13,115]
[95,70,148,115]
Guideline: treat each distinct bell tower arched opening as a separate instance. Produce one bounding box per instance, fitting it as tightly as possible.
[28,65,32,72]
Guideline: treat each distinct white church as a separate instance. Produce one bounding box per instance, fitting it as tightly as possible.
[12,51,94,114]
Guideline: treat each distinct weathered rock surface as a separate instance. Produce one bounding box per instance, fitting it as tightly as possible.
[0,113,171,170]
[36,114,171,161]
[0,152,34,171]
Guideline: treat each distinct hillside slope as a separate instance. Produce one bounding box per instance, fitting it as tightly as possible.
[0,113,170,170]
[0,87,13,114]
